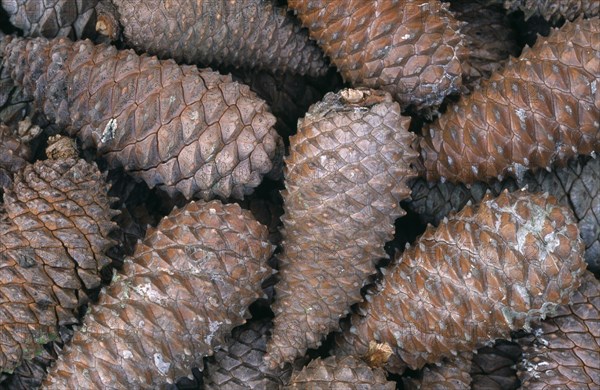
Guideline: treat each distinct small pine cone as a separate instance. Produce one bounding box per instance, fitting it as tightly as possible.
[43,201,274,388]
[504,0,599,21]
[471,340,522,390]
[203,319,293,389]
[516,271,600,389]
[1,0,99,39]
[266,88,419,367]
[450,0,521,91]
[406,156,600,272]
[1,152,117,373]
[288,0,466,110]
[420,17,600,184]
[403,352,473,390]
[2,36,282,200]
[110,0,328,77]
[335,190,587,374]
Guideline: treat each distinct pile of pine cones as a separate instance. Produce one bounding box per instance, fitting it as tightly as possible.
[1,0,598,389]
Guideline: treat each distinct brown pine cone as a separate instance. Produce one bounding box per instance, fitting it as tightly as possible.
[0,121,33,175]
[471,340,522,390]
[286,356,395,389]
[1,143,117,373]
[0,35,32,128]
[266,89,418,367]
[2,36,283,200]
[420,17,600,183]
[403,352,473,390]
[110,0,328,77]
[335,191,587,374]
[1,0,99,39]
[288,0,466,111]
[203,319,293,389]
[504,0,599,21]
[407,156,600,273]
[43,200,274,388]
[0,348,55,389]
[516,271,600,389]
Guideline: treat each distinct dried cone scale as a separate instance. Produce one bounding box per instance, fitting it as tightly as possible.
[403,352,473,390]
[2,36,282,200]
[335,190,587,374]
[109,0,329,76]
[43,201,274,388]
[0,136,117,373]
[266,89,418,367]
[504,0,599,21]
[517,271,600,389]
[288,0,466,110]
[285,356,395,390]
[420,17,600,184]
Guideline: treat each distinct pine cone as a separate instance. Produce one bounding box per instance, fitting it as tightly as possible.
[335,190,587,374]
[2,36,283,200]
[288,0,465,111]
[109,0,328,77]
[1,0,99,39]
[407,156,600,272]
[420,17,600,183]
[471,340,521,390]
[266,88,418,367]
[516,271,599,389]
[43,200,274,388]
[286,356,395,389]
[203,319,293,389]
[0,36,32,127]
[403,352,473,390]
[1,146,117,373]
[504,0,599,21]
[0,349,54,389]
[0,122,32,175]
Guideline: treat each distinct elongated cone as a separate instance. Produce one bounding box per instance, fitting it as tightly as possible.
[288,0,465,110]
[2,36,282,200]
[266,88,419,367]
[516,271,600,389]
[43,200,274,388]
[471,340,521,390]
[407,156,600,273]
[504,0,599,21]
[403,352,473,390]
[203,319,293,389]
[1,0,99,39]
[285,356,395,390]
[109,0,328,77]
[0,138,117,373]
[335,191,587,374]
[420,18,600,183]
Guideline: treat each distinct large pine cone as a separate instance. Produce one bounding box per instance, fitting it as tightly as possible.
[504,0,599,21]
[285,356,395,389]
[266,89,418,367]
[516,271,600,389]
[1,0,99,39]
[420,17,600,183]
[335,191,587,373]
[43,200,274,388]
[2,36,283,200]
[287,0,465,111]
[110,0,328,77]
[1,150,117,373]
[407,156,600,273]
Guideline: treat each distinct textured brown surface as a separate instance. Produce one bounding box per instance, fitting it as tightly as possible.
[471,340,521,390]
[407,156,600,273]
[517,271,600,389]
[1,153,117,373]
[1,0,98,39]
[203,319,293,389]
[111,0,328,76]
[420,18,600,183]
[288,0,465,110]
[0,36,32,128]
[403,352,473,390]
[2,36,282,200]
[285,356,395,389]
[43,200,274,388]
[335,191,587,373]
[504,0,599,21]
[266,89,418,367]
[0,122,32,175]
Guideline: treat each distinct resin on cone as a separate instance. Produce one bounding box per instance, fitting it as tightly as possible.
[1,36,282,200]
[420,18,600,183]
[43,201,274,388]
[109,0,328,76]
[266,88,418,367]
[287,0,466,110]
[335,191,587,374]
